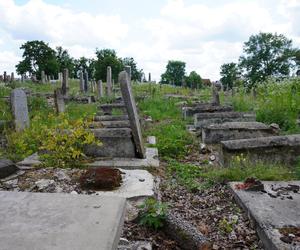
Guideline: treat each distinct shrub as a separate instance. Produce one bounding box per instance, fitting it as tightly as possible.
[138,198,168,230]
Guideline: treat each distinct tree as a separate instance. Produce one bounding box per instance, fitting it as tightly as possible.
[94,49,123,82]
[160,60,186,86]
[56,46,75,78]
[74,57,96,79]
[122,57,143,81]
[16,40,59,79]
[220,63,240,90]
[185,71,202,89]
[239,32,295,87]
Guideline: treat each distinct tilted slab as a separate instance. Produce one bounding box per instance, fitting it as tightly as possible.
[182,104,233,119]
[85,128,136,158]
[220,134,300,166]
[87,147,159,169]
[94,115,128,121]
[0,191,126,250]
[202,122,277,144]
[229,181,300,250]
[194,112,256,129]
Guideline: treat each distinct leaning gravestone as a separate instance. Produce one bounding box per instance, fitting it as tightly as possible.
[10,88,30,132]
[119,71,145,158]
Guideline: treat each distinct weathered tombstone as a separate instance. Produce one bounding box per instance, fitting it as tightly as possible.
[148,72,151,82]
[79,71,84,92]
[84,70,89,93]
[106,66,112,96]
[6,75,10,83]
[3,71,7,82]
[10,88,30,131]
[61,68,68,96]
[119,71,145,158]
[58,72,63,83]
[125,66,131,81]
[41,70,46,84]
[21,74,24,83]
[97,80,103,98]
[0,75,3,82]
[10,72,14,82]
[212,85,220,105]
[54,89,65,113]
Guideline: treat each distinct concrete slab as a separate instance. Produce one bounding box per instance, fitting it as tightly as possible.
[0,191,126,250]
[95,169,154,199]
[87,147,159,169]
[94,115,128,121]
[202,122,277,144]
[229,181,300,250]
[182,104,233,119]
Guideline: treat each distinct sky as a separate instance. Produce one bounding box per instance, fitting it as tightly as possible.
[0,0,300,81]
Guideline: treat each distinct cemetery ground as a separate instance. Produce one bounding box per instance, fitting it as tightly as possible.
[0,78,300,249]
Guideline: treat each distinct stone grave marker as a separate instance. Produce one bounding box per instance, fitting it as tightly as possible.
[84,70,89,93]
[41,70,46,84]
[106,66,112,96]
[10,88,30,132]
[54,89,65,113]
[212,84,220,105]
[61,68,68,96]
[10,72,14,82]
[3,71,7,82]
[119,71,145,158]
[148,72,151,82]
[97,80,103,98]
[0,75,3,82]
[79,70,84,92]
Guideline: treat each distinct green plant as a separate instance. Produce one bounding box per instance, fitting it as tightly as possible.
[219,216,238,234]
[138,198,168,230]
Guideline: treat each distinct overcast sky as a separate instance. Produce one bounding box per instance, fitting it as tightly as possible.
[0,0,299,81]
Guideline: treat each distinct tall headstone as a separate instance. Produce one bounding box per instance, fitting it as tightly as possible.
[0,75,3,82]
[58,72,63,83]
[148,73,151,82]
[10,89,30,132]
[212,85,220,105]
[10,72,14,82]
[97,80,103,98]
[119,71,145,158]
[54,89,65,113]
[84,70,89,93]
[125,66,131,81]
[106,66,112,96]
[79,71,84,92]
[61,68,69,96]
[41,71,46,84]
[3,71,7,82]
[21,74,24,83]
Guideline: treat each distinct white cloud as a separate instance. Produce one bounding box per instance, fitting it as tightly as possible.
[0,51,21,75]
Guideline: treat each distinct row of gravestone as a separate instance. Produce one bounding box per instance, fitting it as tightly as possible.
[0,72,15,83]
[184,85,300,167]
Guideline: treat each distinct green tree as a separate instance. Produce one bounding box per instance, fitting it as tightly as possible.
[122,57,143,81]
[161,60,186,86]
[220,63,240,90]
[94,49,123,81]
[74,57,95,79]
[56,46,75,78]
[16,40,59,79]
[185,71,202,89]
[239,32,295,87]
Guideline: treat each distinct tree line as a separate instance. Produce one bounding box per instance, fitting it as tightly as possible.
[220,32,300,90]
[16,40,144,82]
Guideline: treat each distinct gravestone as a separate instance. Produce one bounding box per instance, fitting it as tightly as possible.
[125,66,131,81]
[10,89,30,131]
[79,71,84,92]
[58,72,63,83]
[54,89,65,113]
[61,69,68,96]
[97,80,103,98]
[0,75,3,82]
[10,72,14,82]
[84,70,89,93]
[3,71,7,82]
[21,74,24,83]
[41,70,46,84]
[106,66,112,96]
[119,71,145,158]
[212,85,220,105]
[148,72,151,82]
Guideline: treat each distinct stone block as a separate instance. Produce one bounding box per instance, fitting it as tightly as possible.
[183,104,233,119]
[0,159,19,178]
[202,122,277,144]
[94,115,128,121]
[220,134,300,166]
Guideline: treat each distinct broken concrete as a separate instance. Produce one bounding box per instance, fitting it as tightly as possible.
[85,128,136,158]
[87,147,159,169]
[221,134,300,166]
[229,181,300,250]
[194,112,256,130]
[202,122,277,144]
[0,191,126,250]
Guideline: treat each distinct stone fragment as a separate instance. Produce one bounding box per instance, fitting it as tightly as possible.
[54,88,65,113]
[0,159,19,179]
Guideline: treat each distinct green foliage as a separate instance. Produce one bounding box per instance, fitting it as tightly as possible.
[138,198,168,230]
[16,40,59,78]
[239,32,296,87]
[122,57,143,81]
[220,62,240,90]
[185,71,203,89]
[161,60,186,86]
[56,46,76,78]
[219,217,238,234]
[0,86,12,121]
